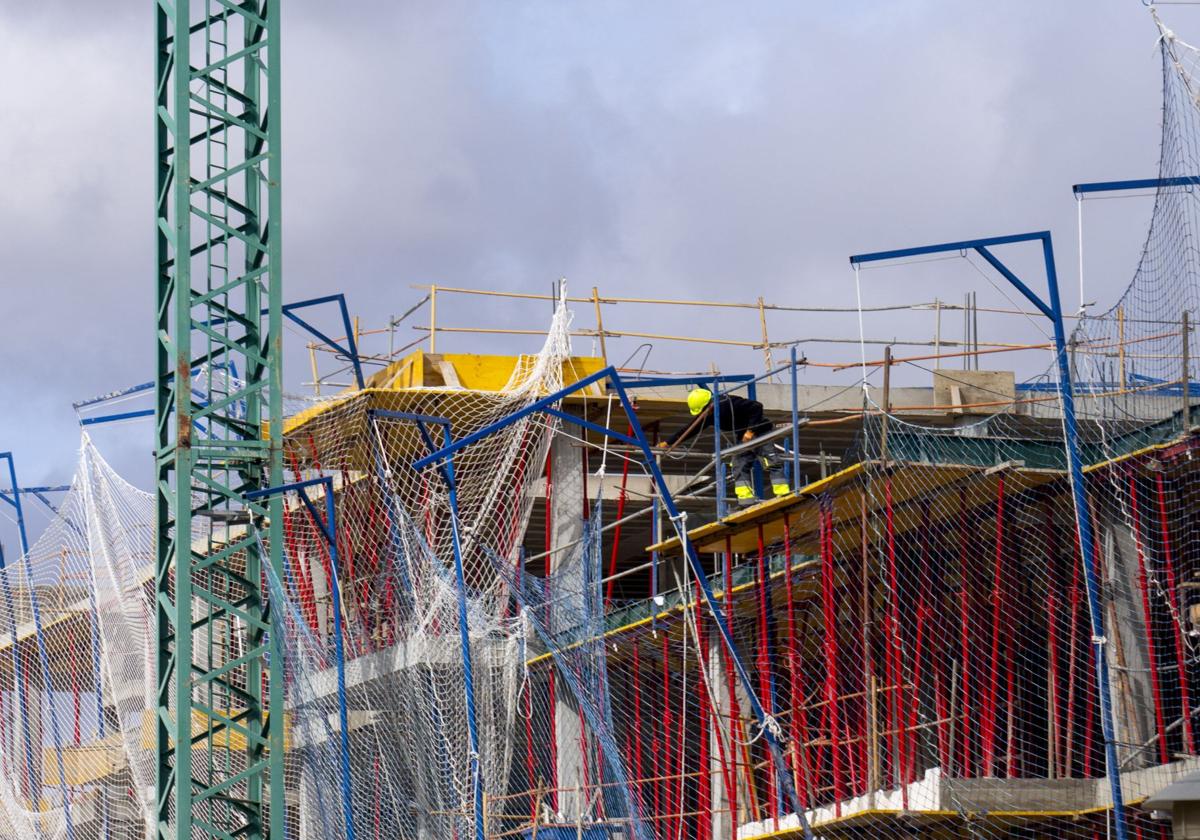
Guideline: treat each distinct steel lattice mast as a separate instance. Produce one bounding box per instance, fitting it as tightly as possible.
[155,2,284,838]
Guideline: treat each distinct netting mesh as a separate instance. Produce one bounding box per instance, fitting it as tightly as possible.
[0,437,156,840]
[19,10,1200,840]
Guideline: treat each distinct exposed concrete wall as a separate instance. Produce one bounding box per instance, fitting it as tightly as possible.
[549,433,586,819]
[1101,516,1157,770]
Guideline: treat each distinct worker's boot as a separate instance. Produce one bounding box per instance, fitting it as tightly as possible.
[734,482,756,507]
[765,459,791,498]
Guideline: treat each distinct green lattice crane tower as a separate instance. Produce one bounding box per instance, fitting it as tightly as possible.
[155,3,285,838]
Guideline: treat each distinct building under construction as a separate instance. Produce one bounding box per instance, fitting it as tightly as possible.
[7,3,1200,840]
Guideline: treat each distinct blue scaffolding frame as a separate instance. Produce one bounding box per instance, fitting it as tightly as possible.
[849,230,1129,840]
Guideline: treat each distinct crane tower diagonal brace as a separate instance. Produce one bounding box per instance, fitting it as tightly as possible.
[154,3,285,840]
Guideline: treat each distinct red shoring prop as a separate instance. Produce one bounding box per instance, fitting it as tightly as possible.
[981,476,1005,777]
[604,423,635,606]
[821,497,845,812]
[957,489,973,778]
[1129,470,1170,764]
[782,514,811,806]
[755,524,778,826]
[883,479,907,804]
[1154,471,1194,754]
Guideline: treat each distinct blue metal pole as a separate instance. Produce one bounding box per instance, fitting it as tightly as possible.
[607,377,813,839]
[376,411,486,840]
[650,495,659,633]
[712,380,726,518]
[320,488,357,840]
[790,346,801,493]
[248,477,356,839]
[0,454,74,839]
[439,425,487,840]
[0,454,30,562]
[747,380,765,499]
[316,489,352,840]
[1040,236,1128,840]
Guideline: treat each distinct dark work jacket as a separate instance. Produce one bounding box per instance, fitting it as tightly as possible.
[665,394,771,447]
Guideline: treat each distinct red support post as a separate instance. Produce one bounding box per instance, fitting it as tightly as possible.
[957,489,973,778]
[1084,530,1101,776]
[1129,471,1170,764]
[821,497,844,812]
[906,504,930,786]
[1154,471,1194,754]
[755,524,778,826]
[604,423,635,606]
[883,479,906,803]
[982,476,1005,777]
[1046,501,1064,777]
[782,514,809,806]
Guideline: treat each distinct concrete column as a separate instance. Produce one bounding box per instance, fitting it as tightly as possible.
[549,433,585,820]
[1101,516,1155,769]
[708,626,733,839]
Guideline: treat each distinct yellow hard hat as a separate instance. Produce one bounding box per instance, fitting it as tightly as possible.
[687,388,713,416]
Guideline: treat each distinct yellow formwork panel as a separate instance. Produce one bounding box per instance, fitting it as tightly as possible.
[648,460,1066,557]
[280,351,606,438]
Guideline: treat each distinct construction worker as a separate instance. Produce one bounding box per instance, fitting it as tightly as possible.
[658,387,789,505]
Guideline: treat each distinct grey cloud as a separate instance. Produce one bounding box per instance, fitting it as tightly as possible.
[0,0,1190,510]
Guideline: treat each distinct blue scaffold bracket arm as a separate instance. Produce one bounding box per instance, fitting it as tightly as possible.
[849,230,1049,266]
[847,228,1129,840]
[246,476,336,544]
[282,294,364,390]
[204,293,365,389]
[850,231,1056,318]
[1073,175,1200,195]
[973,246,1054,320]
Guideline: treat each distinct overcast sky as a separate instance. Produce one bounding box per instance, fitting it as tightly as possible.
[0,1,1194,539]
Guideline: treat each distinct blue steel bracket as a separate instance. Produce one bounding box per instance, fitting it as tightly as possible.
[79,291,365,428]
[1073,176,1200,195]
[0,486,71,517]
[0,453,30,560]
[281,294,364,390]
[203,293,365,390]
[244,476,356,840]
[616,373,755,391]
[849,230,1129,840]
[75,361,239,428]
[410,365,813,837]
